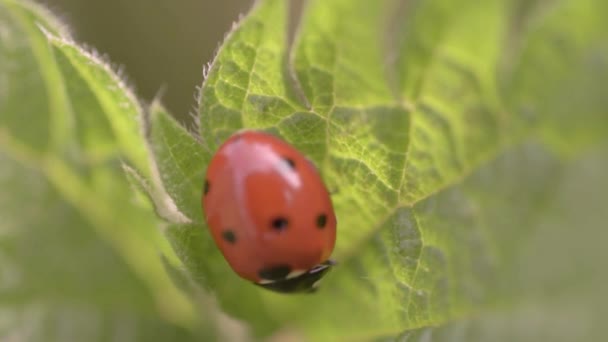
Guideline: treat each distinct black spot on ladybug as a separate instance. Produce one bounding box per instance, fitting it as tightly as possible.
[316,214,327,229]
[222,230,237,244]
[271,217,289,231]
[282,157,296,169]
[258,264,292,281]
[204,180,210,195]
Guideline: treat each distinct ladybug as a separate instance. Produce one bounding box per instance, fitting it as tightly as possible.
[202,130,337,293]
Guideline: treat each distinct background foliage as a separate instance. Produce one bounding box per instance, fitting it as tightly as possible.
[1,0,607,341]
[37,0,252,121]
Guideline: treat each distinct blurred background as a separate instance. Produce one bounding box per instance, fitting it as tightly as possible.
[37,0,253,123]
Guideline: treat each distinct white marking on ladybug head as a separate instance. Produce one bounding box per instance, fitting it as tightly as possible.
[286,269,306,279]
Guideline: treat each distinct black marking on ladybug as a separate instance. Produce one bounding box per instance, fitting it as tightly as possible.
[316,214,327,229]
[204,180,210,195]
[222,230,237,244]
[255,259,335,294]
[271,217,289,231]
[283,157,296,169]
[258,265,292,281]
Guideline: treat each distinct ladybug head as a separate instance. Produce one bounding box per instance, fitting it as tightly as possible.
[254,259,335,294]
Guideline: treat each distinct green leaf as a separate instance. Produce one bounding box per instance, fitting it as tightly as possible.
[149,0,608,339]
[148,102,206,223]
[0,0,210,339]
[0,0,66,152]
[0,151,202,341]
[502,0,608,155]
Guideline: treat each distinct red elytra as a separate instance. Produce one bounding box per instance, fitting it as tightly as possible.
[202,130,337,293]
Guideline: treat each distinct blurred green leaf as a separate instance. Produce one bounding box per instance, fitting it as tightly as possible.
[0,0,207,339]
[150,0,608,339]
[501,0,608,155]
[0,151,201,341]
